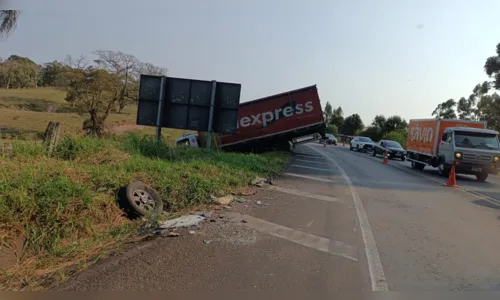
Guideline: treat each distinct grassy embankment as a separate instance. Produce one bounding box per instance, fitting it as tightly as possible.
[0,88,291,290]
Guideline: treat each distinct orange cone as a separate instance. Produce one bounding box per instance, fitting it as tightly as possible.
[383,150,389,164]
[445,165,457,187]
[323,142,326,147]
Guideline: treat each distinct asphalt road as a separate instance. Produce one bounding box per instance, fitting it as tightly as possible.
[55,143,500,292]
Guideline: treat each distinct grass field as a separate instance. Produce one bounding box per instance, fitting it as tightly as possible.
[0,88,183,141]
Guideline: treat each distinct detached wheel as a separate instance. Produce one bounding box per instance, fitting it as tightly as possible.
[476,172,489,182]
[121,181,163,217]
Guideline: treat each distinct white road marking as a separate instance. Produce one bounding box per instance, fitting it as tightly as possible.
[307,144,389,291]
[290,164,332,172]
[306,219,314,228]
[283,172,339,183]
[228,212,358,261]
[294,158,326,164]
[267,185,342,204]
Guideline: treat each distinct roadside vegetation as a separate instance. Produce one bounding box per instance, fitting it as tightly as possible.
[0,133,290,290]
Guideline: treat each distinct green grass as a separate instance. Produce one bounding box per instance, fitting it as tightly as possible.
[0,133,290,290]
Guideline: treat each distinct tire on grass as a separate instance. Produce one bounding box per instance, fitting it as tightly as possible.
[119,181,163,218]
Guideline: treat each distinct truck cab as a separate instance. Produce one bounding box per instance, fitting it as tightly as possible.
[438,127,500,181]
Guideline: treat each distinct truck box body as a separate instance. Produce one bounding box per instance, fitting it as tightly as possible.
[217,85,324,151]
[407,119,487,156]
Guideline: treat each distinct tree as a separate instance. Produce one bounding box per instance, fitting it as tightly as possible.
[323,102,333,123]
[382,130,408,148]
[325,124,338,135]
[65,67,119,136]
[372,115,386,132]
[383,115,408,133]
[330,106,344,128]
[432,99,457,119]
[476,93,500,132]
[359,126,380,141]
[341,114,364,135]
[484,43,500,90]
[0,55,39,88]
[0,10,20,37]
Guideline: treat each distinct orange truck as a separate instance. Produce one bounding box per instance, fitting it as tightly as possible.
[406,119,500,182]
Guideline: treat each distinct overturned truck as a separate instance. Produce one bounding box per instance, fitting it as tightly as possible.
[199,85,325,152]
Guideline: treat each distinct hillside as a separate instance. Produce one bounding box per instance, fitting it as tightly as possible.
[0,88,182,141]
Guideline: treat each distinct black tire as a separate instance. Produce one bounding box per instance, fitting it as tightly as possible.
[120,181,163,218]
[350,145,354,151]
[476,172,488,182]
[411,161,425,170]
[356,145,361,152]
[372,149,377,156]
[401,157,406,162]
[438,163,450,177]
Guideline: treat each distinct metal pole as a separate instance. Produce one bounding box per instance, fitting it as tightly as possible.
[206,80,217,152]
[156,76,166,141]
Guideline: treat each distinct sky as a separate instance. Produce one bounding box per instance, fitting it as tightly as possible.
[2,0,500,125]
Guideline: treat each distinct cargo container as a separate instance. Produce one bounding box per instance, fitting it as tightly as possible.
[215,85,325,151]
[406,119,500,182]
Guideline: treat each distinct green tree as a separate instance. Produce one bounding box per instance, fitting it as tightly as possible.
[65,67,119,136]
[0,55,38,88]
[323,101,333,124]
[484,43,500,90]
[432,99,457,119]
[325,124,338,135]
[382,130,408,148]
[383,115,408,133]
[330,106,344,127]
[476,93,500,132]
[341,114,364,135]
[359,126,380,141]
[372,115,386,132]
[0,10,20,37]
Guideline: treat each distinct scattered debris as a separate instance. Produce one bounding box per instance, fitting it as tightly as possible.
[189,230,196,235]
[241,220,247,223]
[234,198,246,203]
[198,213,209,218]
[210,219,216,223]
[223,205,232,209]
[167,232,180,237]
[203,239,211,244]
[211,195,233,205]
[251,177,268,187]
[256,200,269,206]
[159,215,206,229]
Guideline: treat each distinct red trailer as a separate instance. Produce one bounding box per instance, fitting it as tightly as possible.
[218,85,325,151]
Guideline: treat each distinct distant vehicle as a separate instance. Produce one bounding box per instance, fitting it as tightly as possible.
[320,134,337,145]
[350,136,374,152]
[406,119,500,182]
[373,140,407,161]
[175,133,200,147]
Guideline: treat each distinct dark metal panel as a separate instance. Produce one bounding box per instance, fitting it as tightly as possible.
[136,100,159,126]
[214,110,239,134]
[163,105,189,129]
[139,75,163,101]
[188,106,210,131]
[215,83,241,109]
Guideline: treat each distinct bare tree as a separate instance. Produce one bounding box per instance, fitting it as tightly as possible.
[64,54,89,69]
[136,62,168,77]
[93,50,140,113]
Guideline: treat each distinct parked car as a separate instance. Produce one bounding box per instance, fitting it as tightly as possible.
[319,134,337,145]
[350,136,374,152]
[373,140,407,161]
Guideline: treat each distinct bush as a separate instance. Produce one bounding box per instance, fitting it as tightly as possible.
[382,130,408,148]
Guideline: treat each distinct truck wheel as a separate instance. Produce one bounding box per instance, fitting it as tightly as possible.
[372,149,377,157]
[438,163,450,177]
[120,181,163,218]
[411,161,425,170]
[401,157,406,162]
[476,172,489,182]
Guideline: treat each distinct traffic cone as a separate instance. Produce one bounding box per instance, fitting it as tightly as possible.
[323,142,326,147]
[445,165,457,188]
[383,150,389,164]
